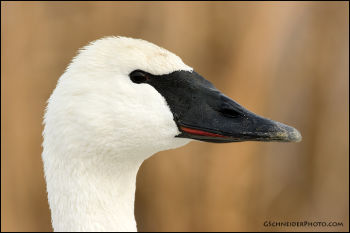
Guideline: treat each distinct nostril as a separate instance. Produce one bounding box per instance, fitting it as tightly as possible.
[219,107,241,118]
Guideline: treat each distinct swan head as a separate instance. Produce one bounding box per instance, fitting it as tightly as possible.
[44,36,301,161]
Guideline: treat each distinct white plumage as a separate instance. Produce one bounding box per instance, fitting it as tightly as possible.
[42,36,193,232]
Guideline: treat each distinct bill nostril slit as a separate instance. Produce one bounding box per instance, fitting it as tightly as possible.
[219,107,241,118]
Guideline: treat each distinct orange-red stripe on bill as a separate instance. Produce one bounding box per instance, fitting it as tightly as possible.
[180,126,228,138]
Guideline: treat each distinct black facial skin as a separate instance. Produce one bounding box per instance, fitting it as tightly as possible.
[129,70,301,143]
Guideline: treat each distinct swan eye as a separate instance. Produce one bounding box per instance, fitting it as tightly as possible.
[130,70,149,84]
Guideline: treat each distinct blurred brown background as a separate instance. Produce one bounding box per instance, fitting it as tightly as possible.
[1,1,349,232]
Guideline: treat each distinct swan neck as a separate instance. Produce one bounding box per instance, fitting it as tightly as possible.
[44,152,145,232]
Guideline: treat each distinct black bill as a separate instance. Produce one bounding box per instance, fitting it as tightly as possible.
[130,70,302,143]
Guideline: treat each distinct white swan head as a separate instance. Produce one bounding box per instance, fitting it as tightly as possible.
[44,36,301,161]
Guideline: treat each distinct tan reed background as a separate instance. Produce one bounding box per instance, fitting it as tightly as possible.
[1,1,349,232]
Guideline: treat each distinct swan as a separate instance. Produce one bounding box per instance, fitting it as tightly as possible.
[42,36,301,232]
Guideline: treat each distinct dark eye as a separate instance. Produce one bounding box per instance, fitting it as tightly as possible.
[130,70,149,84]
